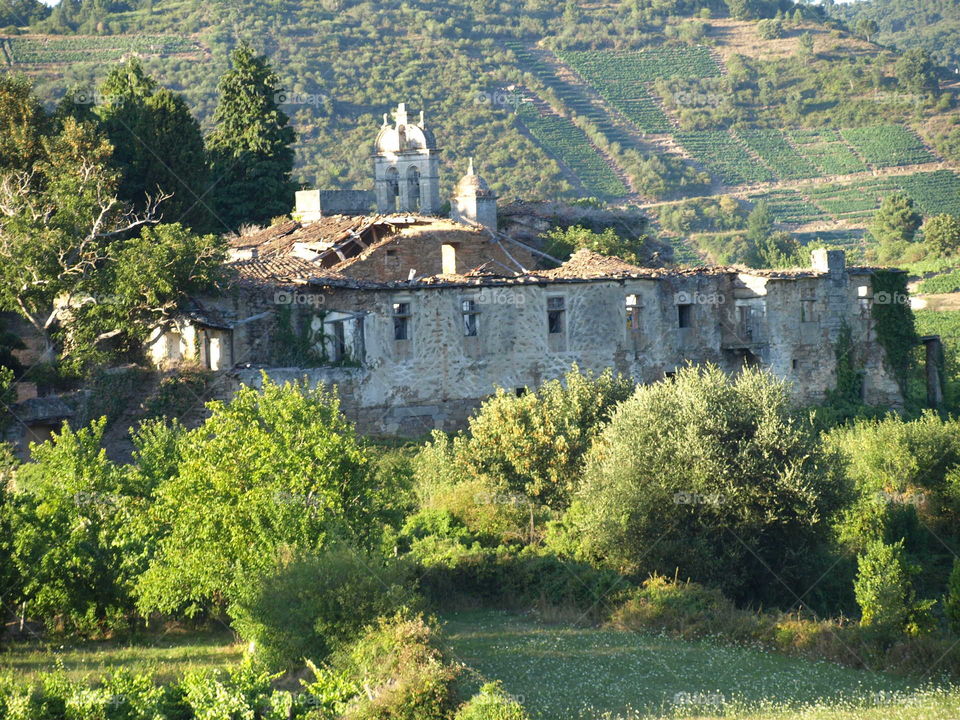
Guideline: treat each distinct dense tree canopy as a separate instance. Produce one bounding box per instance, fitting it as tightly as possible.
[558,365,848,605]
[0,75,225,367]
[135,377,382,617]
[206,44,297,229]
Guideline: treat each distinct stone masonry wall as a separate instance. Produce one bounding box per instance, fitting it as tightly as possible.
[201,264,904,436]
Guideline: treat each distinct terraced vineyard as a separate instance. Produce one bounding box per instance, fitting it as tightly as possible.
[840,125,936,168]
[767,171,960,226]
[787,130,869,176]
[506,43,642,150]
[675,130,775,185]
[516,102,629,198]
[736,129,819,180]
[557,46,720,133]
[898,170,960,215]
[747,188,828,224]
[7,35,196,63]
[560,46,722,84]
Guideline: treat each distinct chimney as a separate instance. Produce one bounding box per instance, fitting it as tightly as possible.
[811,248,846,277]
[294,190,322,224]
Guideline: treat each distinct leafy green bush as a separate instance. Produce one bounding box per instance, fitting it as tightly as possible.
[8,418,138,636]
[558,365,849,606]
[231,547,418,671]
[451,365,633,510]
[135,375,382,619]
[303,613,461,720]
[455,682,529,720]
[828,412,960,600]
[413,542,624,618]
[854,539,934,638]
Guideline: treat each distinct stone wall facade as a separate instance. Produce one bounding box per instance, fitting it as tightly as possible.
[200,253,903,436]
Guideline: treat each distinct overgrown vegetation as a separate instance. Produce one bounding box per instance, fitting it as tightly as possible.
[6,361,960,716]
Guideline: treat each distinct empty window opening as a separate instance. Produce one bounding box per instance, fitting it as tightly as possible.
[738,305,753,341]
[461,299,480,337]
[393,302,411,340]
[330,321,346,361]
[547,296,566,334]
[515,387,527,397]
[442,243,459,275]
[626,294,641,331]
[678,303,692,328]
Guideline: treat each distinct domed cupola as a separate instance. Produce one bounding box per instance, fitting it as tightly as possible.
[450,158,497,230]
[372,103,441,214]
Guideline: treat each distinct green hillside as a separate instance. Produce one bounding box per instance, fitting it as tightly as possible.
[4,0,960,262]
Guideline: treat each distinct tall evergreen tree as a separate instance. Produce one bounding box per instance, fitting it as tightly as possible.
[205,44,296,230]
[868,192,922,247]
[95,58,212,231]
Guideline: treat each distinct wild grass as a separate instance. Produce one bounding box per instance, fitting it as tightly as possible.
[0,628,241,684]
[442,609,956,720]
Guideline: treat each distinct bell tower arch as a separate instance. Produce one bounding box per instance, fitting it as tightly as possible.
[373,103,441,214]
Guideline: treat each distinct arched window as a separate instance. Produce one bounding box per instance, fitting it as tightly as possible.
[385,167,400,211]
[407,165,421,211]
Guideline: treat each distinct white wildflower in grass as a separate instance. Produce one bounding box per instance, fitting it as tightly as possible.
[442,610,960,720]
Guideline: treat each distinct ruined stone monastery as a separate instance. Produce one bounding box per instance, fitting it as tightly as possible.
[145,103,905,435]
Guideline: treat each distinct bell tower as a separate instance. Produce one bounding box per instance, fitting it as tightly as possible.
[373,103,441,214]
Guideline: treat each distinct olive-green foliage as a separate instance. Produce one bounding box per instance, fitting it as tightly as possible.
[854,538,934,637]
[453,365,634,510]
[757,17,783,39]
[134,375,379,618]
[828,412,960,599]
[558,365,849,605]
[895,47,940,96]
[656,196,746,234]
[231,547,418,671]
[869,192,922,253]
[455,682,529,720]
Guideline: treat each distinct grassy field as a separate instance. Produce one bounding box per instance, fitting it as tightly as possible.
[443,609,957,720]
[0,628,241,684]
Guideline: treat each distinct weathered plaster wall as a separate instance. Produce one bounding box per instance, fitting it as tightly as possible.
[193,259,904,436]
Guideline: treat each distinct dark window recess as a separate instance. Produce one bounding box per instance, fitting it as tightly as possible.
[547,297,565,334]
[678,303,692,328]
[515,387,527,397]
[331,321,346,360]
[393,302,411,340]
[461,299,480,337]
